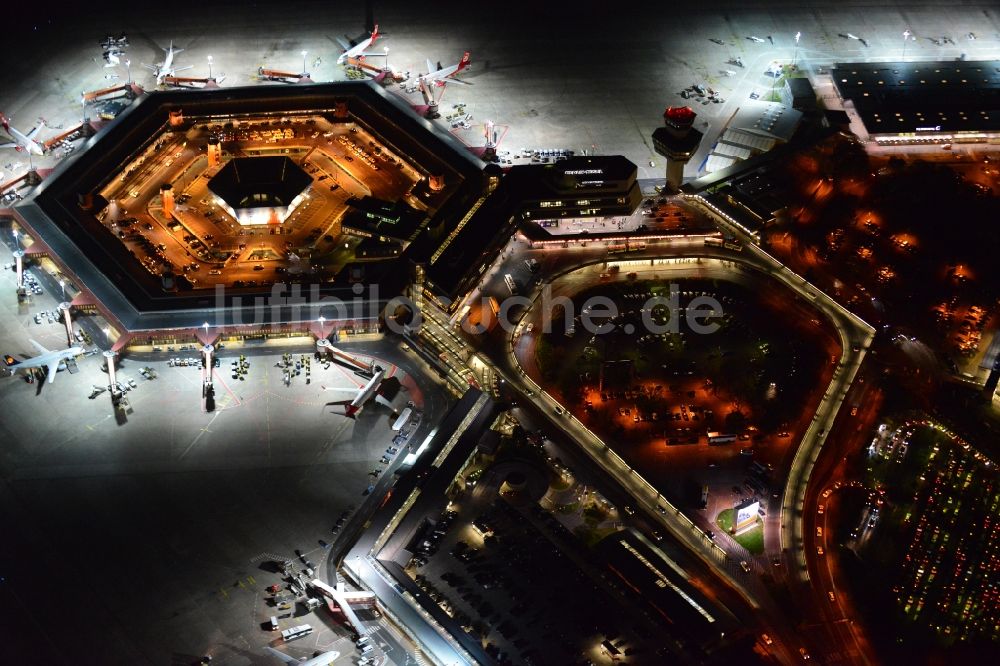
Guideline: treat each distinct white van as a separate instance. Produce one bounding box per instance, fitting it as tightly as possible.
[360,644,374,655]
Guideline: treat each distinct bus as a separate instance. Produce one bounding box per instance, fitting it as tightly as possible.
[503,273,517,295]
[281,624,313,642]
[708,432,738,445]
[608,244,628,254]
[700,485,710,508]
[392,408,413,431]
[723,240,743,252]
[704,236,724,247]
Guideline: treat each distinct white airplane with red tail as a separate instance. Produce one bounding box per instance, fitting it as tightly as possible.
[336,25,381,63]
[420,52,472,86]
[0,114,46,155]
[322,368,391,418]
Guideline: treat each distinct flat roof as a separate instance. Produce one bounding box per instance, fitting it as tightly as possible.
[208,156,311,209]
[729,101,802,143]
[831,60,1000,134]
[12,80,484,332]
[343,388,499,666]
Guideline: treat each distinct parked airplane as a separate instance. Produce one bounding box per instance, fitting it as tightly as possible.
[4,340,83,383]
[265,646,340,666]
[142,41,192,85]
[336,24,380,63]
[0,115,46,155]
[322,368,390,418]
[420,52,472,86]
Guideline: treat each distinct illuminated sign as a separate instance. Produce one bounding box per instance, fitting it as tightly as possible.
[564,169,604,175]
[915,125,942,131]
[735,499,760,531]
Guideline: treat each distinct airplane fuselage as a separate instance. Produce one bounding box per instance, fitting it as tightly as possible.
[347,369,385,416]
[5,345,83,383]
[0,123,44,155]
[338,25,379,63]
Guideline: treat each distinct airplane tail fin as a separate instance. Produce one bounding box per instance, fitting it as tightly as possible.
[457,52,471,72]
[0,113,9,132]
[371,24,379,42]
[4,354,20,367]
[323,394,359,418]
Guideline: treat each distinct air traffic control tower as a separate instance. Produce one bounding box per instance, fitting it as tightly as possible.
[652,106,703,192]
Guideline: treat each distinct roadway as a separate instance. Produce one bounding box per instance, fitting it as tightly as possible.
[94,117,430,290]
[424,200,874,661]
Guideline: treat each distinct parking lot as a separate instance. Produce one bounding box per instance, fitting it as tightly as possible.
[393,434,724,666]
[95,116,437,291]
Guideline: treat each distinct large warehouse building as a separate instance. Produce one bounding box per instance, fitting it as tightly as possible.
[832,60,1000,145]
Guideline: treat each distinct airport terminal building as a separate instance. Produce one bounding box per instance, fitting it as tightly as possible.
[2,81,646,347]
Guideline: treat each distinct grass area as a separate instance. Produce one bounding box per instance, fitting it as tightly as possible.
[582,503,610,525]
[555,501,580,515]
[716,508,765,554]
[574,524,621,548]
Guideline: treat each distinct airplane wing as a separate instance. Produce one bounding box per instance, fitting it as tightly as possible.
[445,78,472,86]
[29,340,51,355]
[140,62,158,72]
[46,360,60,383]
[426,58,435,75]
[335,37,351,51]
[172,65,194,74]
[0,141,15,149]
[27,123,43,139]
[321,386,358,397]
[264,646,303,664]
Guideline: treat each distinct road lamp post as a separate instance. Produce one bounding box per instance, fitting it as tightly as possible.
[59,279,65,299]
[902,29,912,61]
[383,46,389,71]
[207,55,213,79]
[301,50,308,75]
[125,59,131,84]
[793,31,801,70]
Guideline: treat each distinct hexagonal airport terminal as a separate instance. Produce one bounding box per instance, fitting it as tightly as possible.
[11,81,486,334]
